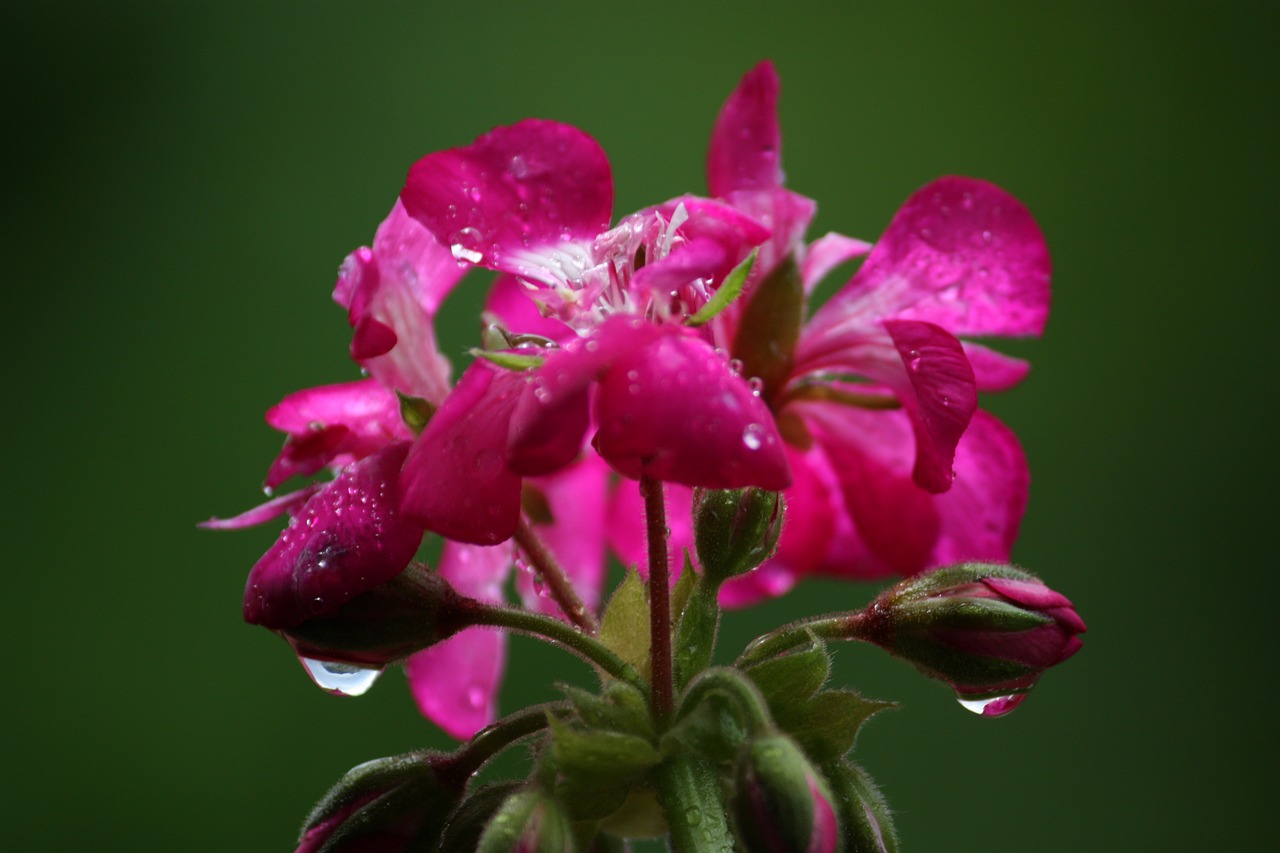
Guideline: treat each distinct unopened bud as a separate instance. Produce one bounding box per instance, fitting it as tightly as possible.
[477,788,576,853]
[823,761,898,853]
[295,750,464,853]
[733,734,842,853]
[857,563,1086,713]
[693,487,784,585]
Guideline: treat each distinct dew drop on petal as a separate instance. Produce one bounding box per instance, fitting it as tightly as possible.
[299,658,383,697]
[742,423,765,451]
[955,690,1029,717]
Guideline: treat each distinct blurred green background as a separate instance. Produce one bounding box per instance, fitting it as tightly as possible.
[5,1,1275,850]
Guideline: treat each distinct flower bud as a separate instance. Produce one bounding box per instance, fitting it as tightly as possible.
[295,750,465,853]
[733,734,842,853]
[693,486,784,585]
[822,761,898,853]
[857,563,1086,714]
[477,788,576,853]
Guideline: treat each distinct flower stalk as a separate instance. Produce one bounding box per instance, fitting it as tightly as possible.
[514,517,599,634]
[641,473,674,724]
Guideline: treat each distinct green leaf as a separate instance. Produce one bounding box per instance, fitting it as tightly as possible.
[559,681,654,741]
[743,633,831,707]
[598,569,651,682]
[396,391,435,435]
[687,249,757,326]
[661,689,749,766]
[471,349,546,371]
[548,716,661,820]
[673,580,721,692]
[773,689,896,762]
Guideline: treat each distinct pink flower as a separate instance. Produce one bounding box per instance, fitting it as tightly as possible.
[397,118,792,546]
[707,61,1050,598]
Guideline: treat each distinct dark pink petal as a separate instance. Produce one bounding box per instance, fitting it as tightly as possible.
[605,480,695,586]
[801,232,872,294]
[719,563,796,608]
[243,442,423,629]
[401,361,525,545]
[401,119,612,277]
[333,201,464,402]
[199,485,320,530]
[963,341,1030,392]
[811,177,1050,338]
[718,188,816,285]
[484,274,575,344]
[518,457,609,618]
[982,576,1073,611]
[935,622,1078,669]
[406,540,510,738]
[593,332,791,489]
[629,237,729,303]
[264,379,410,489]
[652,196,773,273]
[708,60,783,197]
[883,319,977,493]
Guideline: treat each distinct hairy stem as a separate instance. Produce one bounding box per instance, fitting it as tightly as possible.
[444,701,566,784]
[735,612,860,668]
[515,517,599,634]
[640,473,674,724]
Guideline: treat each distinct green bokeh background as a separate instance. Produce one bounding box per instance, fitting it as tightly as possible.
[6,2,1275,850]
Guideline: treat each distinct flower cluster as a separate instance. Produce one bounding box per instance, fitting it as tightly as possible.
[209,61,1082,852]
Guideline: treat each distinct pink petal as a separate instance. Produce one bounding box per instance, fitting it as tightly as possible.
[264,379,410,489]
[963,341,1030,392]
[243,442,423,629]
[708,60,783,197]
[982,576,1073,611]
[199,485,320,530]
[333,201,464,402]
[484,274,575,344]
[629,237,729,304]
[883,319,977,493]
[719,188,817,289]
[810,177,1050,338]
[652,196,773,272]
[800,232,873,294]
[518,457,609,618]
[592,332,791,489]
[400,361,525,545]
[401,119,613,278]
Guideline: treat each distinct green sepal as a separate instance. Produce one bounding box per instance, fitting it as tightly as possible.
[887,562,1039,601]
[662,686,750,766]
[687,249,757,326]
[672,577,721,692]
[547,715,661,820]
[743,632,831,709]
[598,568,651,682]
[823,761,899,853]
[472,348,546,371]
[895,596,1052,633]
[771,689,895,763]
[438,780,524,853]
[731,252,804,401]
[656,752,735,853]
[396,391,436,435]
[477,788,575,853]
[559,680,655,741]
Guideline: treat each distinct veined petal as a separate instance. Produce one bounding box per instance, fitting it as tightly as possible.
[708,60,783,197]
[484,274,575,344]
[264,379,410,489]
[406,540,511,738]
[809,177,1050,339]
[401,361,525,545]
[243,442,423,629]
[593,332,791,489]
[401,119,613,279]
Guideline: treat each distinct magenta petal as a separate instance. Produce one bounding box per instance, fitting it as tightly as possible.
[801,232,873,293]
[963,341,1030,392]
[400,361,525,545]
[484,274,575,344]
[593,333,791,489]
[243,442,423,629]
[708,61,783,197]
[884,319,977,493]
[402,119,613,275]
[982,576,1073,611]
[816,177,1050,337]
[199,485,320,530]
[629,237,729,301]
[406,630,506,740]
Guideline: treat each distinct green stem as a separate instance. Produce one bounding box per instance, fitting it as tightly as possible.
[640,473,674,725]
[445,701,566,783]
[735,612,859,668]
[469,600,643,688]
[657,751,735,853]
[515,517,599,634]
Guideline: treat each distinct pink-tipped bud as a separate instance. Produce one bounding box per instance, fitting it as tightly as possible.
[857,563,1086,714]
[733,734,843,853]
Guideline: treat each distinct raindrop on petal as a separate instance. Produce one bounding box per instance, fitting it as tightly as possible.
[955,690,1029,717]
[299,658,383,697]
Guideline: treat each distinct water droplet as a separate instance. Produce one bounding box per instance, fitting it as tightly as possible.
[955,690,1029,717]
[509,155,528,178]
[727,358,744,376]
[747,376,764,396]
[981,229,993,243]
[299,658,383,697]
[940,395,951,407]
[741,423,765,450]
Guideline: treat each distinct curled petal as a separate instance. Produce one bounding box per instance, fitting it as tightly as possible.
[401,361,525,545]
[243,442,423,629]
[629,237,729,303]
[199,485,320,530]
[708,60,783,197]
[484,274,575,345]
[593,333,791,489]
[264,379,410,489]
[401,119,613,279]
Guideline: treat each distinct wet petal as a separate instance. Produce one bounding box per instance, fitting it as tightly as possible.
[401,119,613,279]
[199,485,320,530]
[243,442,423,629]
[708,60,783,197]
[401,361,525,545]
[593,333,791,489]
[484,274,575,344]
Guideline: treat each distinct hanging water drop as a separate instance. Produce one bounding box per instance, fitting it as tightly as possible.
[955,690,1029,717]
[299,658,383,697]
